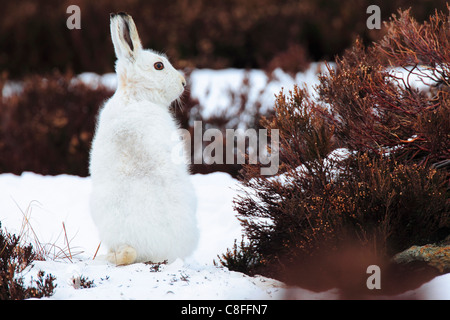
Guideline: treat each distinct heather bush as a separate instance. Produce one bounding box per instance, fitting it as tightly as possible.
[234,87,449,272]
[0,223,56,300]
[318,8,450,166]
[266,44,310,75]
[227,8,450,292]
[0,72,113,176]
[215,237,261,275]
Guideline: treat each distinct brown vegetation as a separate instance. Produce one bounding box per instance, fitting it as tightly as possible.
[1,0,447,78]
[0,223,56,300]
[224,7,450,295]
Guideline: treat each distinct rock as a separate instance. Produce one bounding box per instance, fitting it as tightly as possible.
[393,241,450,273]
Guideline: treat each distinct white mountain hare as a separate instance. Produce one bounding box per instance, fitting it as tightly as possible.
[89,13,198,265]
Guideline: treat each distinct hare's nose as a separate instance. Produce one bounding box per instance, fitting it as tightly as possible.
[180,75,186,87]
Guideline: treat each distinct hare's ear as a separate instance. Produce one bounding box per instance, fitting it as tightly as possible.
[110,12,142,61]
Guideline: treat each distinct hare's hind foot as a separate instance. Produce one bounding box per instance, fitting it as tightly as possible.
[107,245,137,265]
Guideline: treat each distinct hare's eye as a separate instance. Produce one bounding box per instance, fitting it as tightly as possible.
[154,62,164,70]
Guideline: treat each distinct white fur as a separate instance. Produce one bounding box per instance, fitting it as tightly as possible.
[89,13,198,264]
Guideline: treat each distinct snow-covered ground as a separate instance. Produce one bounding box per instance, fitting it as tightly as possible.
[0,66,449,299]
[0,171,328,300]
[0,172,449,300]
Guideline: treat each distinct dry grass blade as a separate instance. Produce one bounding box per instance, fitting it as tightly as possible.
[93,242,101,260]
[11,198,46,259]
[11,199,84,262]
[62,222,72,260]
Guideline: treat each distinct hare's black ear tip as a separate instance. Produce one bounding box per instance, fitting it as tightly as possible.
[110,12,129,19]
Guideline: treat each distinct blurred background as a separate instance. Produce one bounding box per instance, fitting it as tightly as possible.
[1,0,446,77]
[0,0,447,177]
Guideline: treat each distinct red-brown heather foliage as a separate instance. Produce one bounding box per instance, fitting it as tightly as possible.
[0,223,56,300]
[225,8,450,295]
[0,0,447,78]
[318,8,450,166]
[0,72,113,176]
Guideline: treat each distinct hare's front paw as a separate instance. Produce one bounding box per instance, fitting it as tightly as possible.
[107,245,137,265]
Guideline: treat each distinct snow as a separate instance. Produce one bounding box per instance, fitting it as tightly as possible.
[0,172,284,299]
[70,63,330,122]
[188,66,327,119]
[0,66,449,300]
[1,171,449,300]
